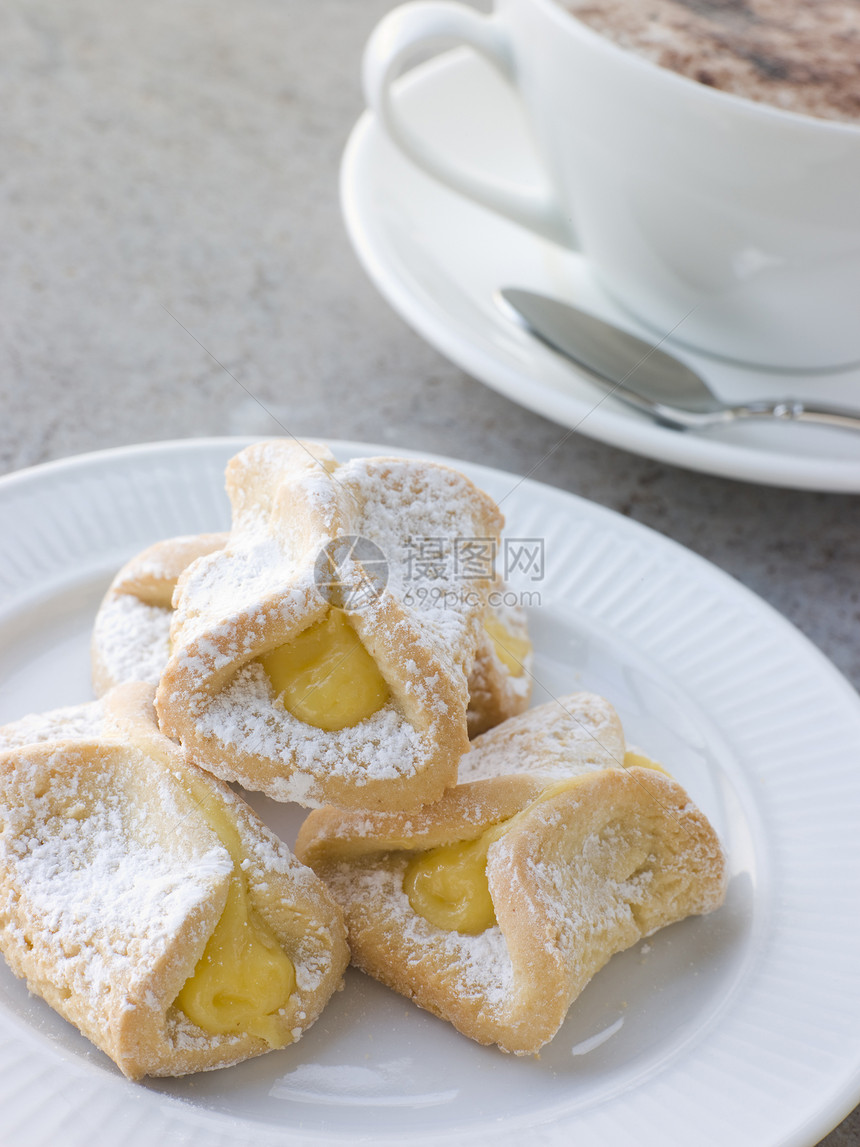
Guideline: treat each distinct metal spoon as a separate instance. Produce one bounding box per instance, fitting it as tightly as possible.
[500,288,860,433]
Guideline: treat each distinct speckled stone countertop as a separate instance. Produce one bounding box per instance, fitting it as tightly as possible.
[1,0,859,1142]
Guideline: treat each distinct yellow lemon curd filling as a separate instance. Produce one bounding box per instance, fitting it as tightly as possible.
[175,780,296,1046]
[403,828,505,935]
[259,608,389,731]
[483,613,531,677]
[404,760,670,935]
[622,750,670,775]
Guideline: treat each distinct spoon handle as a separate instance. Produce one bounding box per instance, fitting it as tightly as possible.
[731,400,860,433]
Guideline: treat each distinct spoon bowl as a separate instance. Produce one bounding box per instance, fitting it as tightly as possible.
[499,289,860,433]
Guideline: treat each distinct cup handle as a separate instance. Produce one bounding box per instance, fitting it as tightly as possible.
[363,1,573,247]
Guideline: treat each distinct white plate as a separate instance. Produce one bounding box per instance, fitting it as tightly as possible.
[1,437,859,1147]
[341,50,860,493]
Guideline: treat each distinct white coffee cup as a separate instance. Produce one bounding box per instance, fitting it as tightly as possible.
[364,0,860,371]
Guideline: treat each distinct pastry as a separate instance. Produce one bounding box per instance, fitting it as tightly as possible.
[467,583,532,737]
[91,533,227,697]
[0,683,349,1079]
[155,440,504,810]
[94,535,530,741]
[295,693,727,1055]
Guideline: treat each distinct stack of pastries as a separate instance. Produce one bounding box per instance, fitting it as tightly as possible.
[0,440,726,1078]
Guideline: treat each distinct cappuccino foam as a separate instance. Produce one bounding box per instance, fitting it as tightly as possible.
[567,0,860,124]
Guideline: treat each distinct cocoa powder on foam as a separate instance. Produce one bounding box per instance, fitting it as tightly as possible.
[567,0,860,124]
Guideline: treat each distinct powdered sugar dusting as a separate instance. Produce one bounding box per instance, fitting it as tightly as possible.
[522,835,655,975]
[173,537,315,654]
[326,856,514,1008]
[197,663,433,791]
[163,446,503,802]
[0,700,107,752]
[92,593,172,690]
[118,532,225,588]
[0,749,231,1009]
[165,1007,247,1053]
[459,695,626,783]
[345,458,497,649]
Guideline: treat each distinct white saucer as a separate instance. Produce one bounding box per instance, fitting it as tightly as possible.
[340,49,860,492]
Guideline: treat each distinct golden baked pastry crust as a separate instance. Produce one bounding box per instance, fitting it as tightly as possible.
[466,587,532,738]
[155,440,504,810]
[94,530,528,741]
[0,683,349,1079]
[296,693,727,1055]
[91,533,227,697]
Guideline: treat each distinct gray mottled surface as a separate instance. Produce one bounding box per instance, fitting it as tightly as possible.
[1,0,859,1142]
